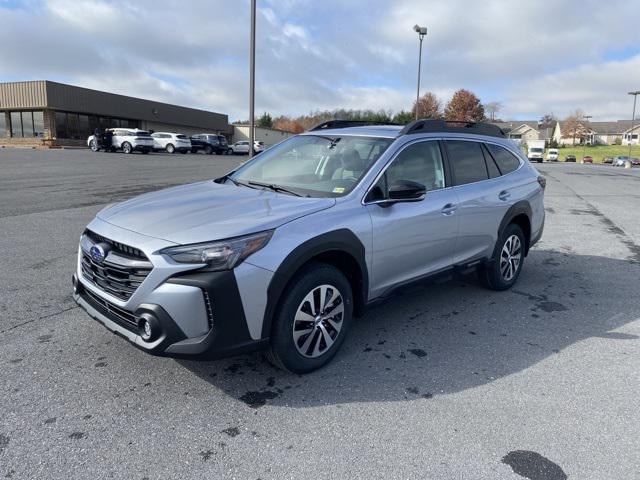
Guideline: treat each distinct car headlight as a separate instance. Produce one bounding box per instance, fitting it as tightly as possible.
[159,230,274,271]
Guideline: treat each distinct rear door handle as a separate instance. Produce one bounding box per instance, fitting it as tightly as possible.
[441,203,457,215]
[498,190,511,201]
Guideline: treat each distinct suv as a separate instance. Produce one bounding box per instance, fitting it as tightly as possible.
[88,129,154,154]
[230,140,265,155]
[151,132,192,154]
[72,120,545,373]
[190,134,230,155]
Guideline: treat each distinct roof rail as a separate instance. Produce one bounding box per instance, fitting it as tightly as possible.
[308,119,398,132]
[399,119,505,138]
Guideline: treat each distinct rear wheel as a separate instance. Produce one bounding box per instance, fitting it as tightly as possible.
[122,142,132,154]
[141,149,150,154]
[180,150,187,154]
[90,139,99,152]
[480,223,525,291]
[166,143,175,154]
[267,263,353,373]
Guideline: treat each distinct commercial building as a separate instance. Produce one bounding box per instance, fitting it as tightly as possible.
[0,80,230,147]
[232,124,294,147]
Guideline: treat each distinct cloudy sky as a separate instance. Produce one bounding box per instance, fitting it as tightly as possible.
[1,0,639,121]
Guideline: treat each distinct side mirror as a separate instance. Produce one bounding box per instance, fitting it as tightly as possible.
[388,180,426,201]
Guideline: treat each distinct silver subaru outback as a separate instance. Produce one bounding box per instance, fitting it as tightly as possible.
[72,119,545,373]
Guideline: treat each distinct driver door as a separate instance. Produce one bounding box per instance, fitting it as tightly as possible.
[366,140,459,298]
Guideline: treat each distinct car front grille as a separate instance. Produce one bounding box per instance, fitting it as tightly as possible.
[82,288,139,331]
[81,230,153,301]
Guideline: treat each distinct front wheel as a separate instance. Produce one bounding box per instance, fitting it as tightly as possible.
[204,145,213,155]
[122,142,132,154]
[90,139,99,152]
[480,223,525,291]
[267,263,353,373]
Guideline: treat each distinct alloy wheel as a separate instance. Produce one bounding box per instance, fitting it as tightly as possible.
[292,284,344,358]
[500,234,522,281]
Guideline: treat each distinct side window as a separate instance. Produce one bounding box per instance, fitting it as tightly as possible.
[483,144,501,178]
[369,141,445,201]
[486,143,521,174]
[446,140,489,185]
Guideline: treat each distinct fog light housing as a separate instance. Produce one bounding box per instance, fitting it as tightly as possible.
[137,313,160,342]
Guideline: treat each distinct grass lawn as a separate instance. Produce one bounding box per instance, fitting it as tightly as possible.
[523,144,640,163]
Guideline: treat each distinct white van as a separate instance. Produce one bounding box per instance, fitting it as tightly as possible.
[547,148,559,161]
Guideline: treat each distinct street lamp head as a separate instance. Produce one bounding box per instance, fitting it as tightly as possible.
[629,91,640,96]
[413,24,427,35]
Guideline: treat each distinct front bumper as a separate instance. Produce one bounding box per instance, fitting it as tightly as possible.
[73,220,270,358]
[73,270,268,358]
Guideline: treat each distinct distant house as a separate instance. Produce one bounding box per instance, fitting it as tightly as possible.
[232,124,295,147]
[552,120,635,145]
[622,124,640,145]
[492,121,554,144]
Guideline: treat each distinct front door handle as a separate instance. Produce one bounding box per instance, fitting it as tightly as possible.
[441,203,457,215]
[498,190,511,201]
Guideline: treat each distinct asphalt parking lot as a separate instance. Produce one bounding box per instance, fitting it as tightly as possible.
[1,149,639,479]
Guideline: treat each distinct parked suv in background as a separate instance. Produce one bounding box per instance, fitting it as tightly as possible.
[73,119,545,373]
[229,140,265,155]
[151,132,192,154]
[190,134,230,155]
[88,128,154,154]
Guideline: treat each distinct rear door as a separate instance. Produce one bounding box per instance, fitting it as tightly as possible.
[444,139,512,264]
[366,139,459,297]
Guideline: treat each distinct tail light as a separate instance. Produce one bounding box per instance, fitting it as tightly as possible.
[537,176,546,189]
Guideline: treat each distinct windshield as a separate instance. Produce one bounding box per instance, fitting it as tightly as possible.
[176,134,188,139]
[229,134,393,197]
[135,131,151,137]
[530,148,543,153]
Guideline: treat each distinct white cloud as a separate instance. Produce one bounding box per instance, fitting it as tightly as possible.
[0,0,639,121]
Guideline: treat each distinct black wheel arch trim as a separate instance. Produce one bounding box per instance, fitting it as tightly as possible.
[495,201,532,258]
[261,229,369,339]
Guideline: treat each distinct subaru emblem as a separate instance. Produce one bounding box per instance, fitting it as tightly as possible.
[89,244,108,264]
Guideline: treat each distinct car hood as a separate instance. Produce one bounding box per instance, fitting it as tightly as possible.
[97,180,335,244]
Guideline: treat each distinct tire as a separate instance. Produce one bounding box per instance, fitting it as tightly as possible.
[122,142,132,154]
[266,263,353,373]
[180,150,187,154]
[191,148,198,154]
[141,149,150,154]
[204,145,213,155]
[480,223,525,291]
[90,139,99,152]
[166,143,175,154]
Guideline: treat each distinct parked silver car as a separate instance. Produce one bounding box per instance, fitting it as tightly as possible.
[72,120,545,373]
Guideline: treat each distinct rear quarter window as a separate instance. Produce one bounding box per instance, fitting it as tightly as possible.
[486,144,521,174]
[445,140,489,185]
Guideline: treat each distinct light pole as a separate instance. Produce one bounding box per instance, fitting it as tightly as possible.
[628,91,640,161]
[413,24,427,120]
[249,0,256,158]
[582,114,592,162]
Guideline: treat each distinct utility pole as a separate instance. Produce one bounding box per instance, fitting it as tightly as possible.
[413,25,427,120]
[582,114,592,162]
[249,0,256,158]
[628,91,639,161]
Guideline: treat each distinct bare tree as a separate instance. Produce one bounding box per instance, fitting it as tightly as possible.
[562,110,588,146]
[444,89,485,122]
[412,92,442,119]
[484,101,503,121]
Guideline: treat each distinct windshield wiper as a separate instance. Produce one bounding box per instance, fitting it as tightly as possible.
[248,181,305,197]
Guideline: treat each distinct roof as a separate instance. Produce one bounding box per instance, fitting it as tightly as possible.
[301,125,403,138]
[234,124,296,134]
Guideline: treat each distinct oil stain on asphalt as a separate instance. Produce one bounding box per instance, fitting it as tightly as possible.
[502,450,567,480]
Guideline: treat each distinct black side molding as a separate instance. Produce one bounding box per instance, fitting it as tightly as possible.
[261,229,368,338]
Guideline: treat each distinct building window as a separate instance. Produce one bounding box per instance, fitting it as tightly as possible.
[10,112,22,137]
[55,111,68,138]
[0,113,7,137]
[33,111,44,137]
[22,112,34,138]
